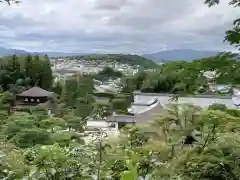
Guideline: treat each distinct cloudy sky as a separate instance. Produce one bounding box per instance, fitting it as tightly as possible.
[0,0,239,54]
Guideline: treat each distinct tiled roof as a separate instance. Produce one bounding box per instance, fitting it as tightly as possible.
[134,92,239,109]
[17,87,54,97]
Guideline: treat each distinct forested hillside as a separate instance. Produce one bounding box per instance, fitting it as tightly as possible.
[64,54,158,69]
[143,49,220,62]
[125,53,240,94]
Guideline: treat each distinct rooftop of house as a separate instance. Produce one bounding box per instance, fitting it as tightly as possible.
[111,98,162,124]
[17,87,54,98]
[133,91,239,109]
[233,88,240,96]
[108,91,240,126]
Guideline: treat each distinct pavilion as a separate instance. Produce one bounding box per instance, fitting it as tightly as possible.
[14,87,54,110]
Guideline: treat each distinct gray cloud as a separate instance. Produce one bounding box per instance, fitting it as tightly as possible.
[0,0,239,53]
[94,0,128,10]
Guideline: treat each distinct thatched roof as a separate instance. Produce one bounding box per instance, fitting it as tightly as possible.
[17,87,54,97]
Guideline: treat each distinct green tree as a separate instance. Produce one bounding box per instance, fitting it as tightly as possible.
[24,145,95,179]
[0,150,28,179]
[11,54,22,83]
[95,67,123,81]
[75,95,94,119]
[4,55,22,85]
[62,75,94,107]
[111,98,128,113]
[4,112,55,148]
[78,74,94,96]
[28,55,41,86]
[61,78,79,106]
[10,128,52,148]
[132,71,147,90]
[51,131,83,147]
[91,102,112,120]
[25,54,32,77]
[4,112,38,140]
[121,160,138,180]
[40,117,66,133]
[174,133,240,180]
[122,77,136,94]
[63,114,83,131]
[52,81,63,96]
[208,103,227,111]
[39,55,53,90]
[1,0,20,5]
[205,0,240,49]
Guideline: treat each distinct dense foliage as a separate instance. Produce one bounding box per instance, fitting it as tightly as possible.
[57,74,132,119]
[1,102,240,179]
[0,55,53,92]
[205,0,240,49]
[1,1,239,180]
[94,67,123,81]
[126,53,240,94]
[0,0,19,4]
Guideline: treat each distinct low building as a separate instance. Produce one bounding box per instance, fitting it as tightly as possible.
[133,91,239,109]
[110,97,163,128]
[208,84,232,93]
[14,87,54,111]
[83,120,119,143]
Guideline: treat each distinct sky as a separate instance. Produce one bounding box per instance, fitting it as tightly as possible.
[0,0,239,54]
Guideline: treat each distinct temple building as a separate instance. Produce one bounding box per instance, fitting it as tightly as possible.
[14,87,54,111]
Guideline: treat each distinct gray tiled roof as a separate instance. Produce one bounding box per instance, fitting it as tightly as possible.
[134,92,239,109]
[112,115,136,123]
[17,87,54,97]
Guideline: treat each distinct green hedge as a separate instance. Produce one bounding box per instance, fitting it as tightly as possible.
[111,98,128,112]
[93,92,116,99]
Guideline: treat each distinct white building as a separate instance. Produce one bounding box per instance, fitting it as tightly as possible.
[84,120,119,143]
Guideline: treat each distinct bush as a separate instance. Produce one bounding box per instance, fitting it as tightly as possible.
[93,92,115,99]
[208,103,227,111]
[225,109,240,117]
[10,128,52,148]
[111,98,128,112]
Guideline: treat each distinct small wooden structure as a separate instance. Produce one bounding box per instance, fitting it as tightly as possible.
[14,87,54,110]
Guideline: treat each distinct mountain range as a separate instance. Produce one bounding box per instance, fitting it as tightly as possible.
[0,47,81,57]
[0,47,221,61]
[142,49,220,62]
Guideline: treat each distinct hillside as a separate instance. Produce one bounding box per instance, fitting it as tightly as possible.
[0,47,45,56]
[143,49,220,62]
[65,54,158,69]
[0,47,31,56]
[0,47,82,57]
[0,47,157,68]
[130,54,240,95]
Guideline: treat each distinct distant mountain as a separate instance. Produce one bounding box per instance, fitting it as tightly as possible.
[0,47,83,57]
[0,47,32,56]
[45,52,83,57]
[0,47,157,68]
[0,47,221,62]
[143,49,220,62]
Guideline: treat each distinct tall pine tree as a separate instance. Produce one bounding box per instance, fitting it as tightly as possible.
[5,54,21,84]
[39,55,53,90]
[27,55,41,86]
[25,54,32,78]
[61,74,94,108]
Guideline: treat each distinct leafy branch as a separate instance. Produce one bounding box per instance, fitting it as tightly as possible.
[0,0,20,5]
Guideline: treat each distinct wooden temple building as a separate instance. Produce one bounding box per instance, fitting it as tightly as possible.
[14,87,54,111]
